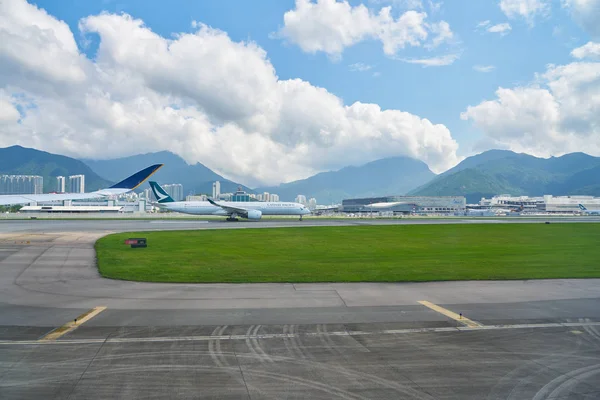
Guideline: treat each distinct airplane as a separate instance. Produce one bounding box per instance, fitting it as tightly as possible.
[578,204,600,216]
[0,164,163,206]
[148,181,311,221]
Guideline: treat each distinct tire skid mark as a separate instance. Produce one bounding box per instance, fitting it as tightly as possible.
[246,325,273,363]
[532,363,600,400]
[206,328,278,399]
[244,349,436,399]
[290,324,315,360]
[488,352,585,399]
[580,318,600,344]
[283,324,305,360]
[3,363,368,400]
[489,339,599,400]
[243,369,370,400]
[208,325,229,368]
[1,349,436,399]
[316,324,343,356]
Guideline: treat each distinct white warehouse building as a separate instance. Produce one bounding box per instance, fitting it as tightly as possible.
[544,195,600,213]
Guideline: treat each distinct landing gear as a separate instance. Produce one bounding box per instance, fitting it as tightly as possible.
[226,217,239,222]
[299,216,303,221]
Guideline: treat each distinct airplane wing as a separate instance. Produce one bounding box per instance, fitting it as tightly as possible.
[207,198,251,217]
[0,164,163,206]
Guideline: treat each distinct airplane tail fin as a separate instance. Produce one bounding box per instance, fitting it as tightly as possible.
[579,204,587,211]
[149,181,175,203]
[110,164,164,190]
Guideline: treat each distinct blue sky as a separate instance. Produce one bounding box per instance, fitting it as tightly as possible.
[32,0,589,156]
[1,0,599,185]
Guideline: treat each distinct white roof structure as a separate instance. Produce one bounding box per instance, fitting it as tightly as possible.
[20,206,123,212]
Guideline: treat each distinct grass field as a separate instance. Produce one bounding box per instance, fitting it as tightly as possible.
[95,223,600,283]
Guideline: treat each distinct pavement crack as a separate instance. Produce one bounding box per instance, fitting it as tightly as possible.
[12,244,54,286]
[65,332,111,400]
[336,289,349,307]
[233,338,253,400]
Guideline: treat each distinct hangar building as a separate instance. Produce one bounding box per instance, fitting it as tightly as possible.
[341,196,466,215]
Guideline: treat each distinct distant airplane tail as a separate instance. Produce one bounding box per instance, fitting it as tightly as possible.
[148,181,175,203]
[110,164,163,190]
[579,204,587,211]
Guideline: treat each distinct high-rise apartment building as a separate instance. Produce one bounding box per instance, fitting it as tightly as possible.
[0,175,43,194]
[56,176,66,193]
[163,184,184,201]
[68,175,85,193]
[295,195,307,205]
[308,198,317,210]
[212,181,221,199]
[143,188,156,202]
[270,194,280,202]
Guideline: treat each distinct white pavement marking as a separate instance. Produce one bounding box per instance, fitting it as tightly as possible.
[2,321,600,346]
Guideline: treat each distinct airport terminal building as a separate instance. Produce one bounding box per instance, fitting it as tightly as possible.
[341,195,466,215]
[479,194,600,214]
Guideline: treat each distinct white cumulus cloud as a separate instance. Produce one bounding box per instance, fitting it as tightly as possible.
[349,62,373,71]
[473,65,496,72]
[475,20,512,36]
[0,96,20,124]
[499,0,550,23]
[276,0,455,59]
[400,53,459,67]
[0,0,461,186]
[487,23,512,35]
[571,42,600,59]
[461,59,600,158]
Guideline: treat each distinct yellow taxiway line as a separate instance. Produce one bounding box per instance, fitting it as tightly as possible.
[418,300,483,328]
[39,307,107,341]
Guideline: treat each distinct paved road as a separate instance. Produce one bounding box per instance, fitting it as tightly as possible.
[0,219,599,399]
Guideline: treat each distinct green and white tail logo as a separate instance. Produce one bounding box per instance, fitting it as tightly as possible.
[149,181,175,203]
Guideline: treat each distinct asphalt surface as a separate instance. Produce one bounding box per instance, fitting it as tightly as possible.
[0,218,599,399]
[0,215,599,234]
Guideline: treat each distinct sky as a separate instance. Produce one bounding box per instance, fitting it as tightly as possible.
[0,0,599,187]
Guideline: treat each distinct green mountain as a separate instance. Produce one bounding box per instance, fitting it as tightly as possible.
[0,145,112,192]
[82,151,253,196]
[409,150,600,203]
[255,156,436,203]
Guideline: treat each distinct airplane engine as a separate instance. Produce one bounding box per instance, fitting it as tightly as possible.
[246,210,262,220]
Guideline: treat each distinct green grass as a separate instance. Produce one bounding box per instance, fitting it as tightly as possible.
[95,223,600,283]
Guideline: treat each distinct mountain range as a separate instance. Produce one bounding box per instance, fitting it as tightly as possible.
[0,145,111,192]
[2,145,600,204]
[255,157,436,203]
[81,151,254,196]
[409,150,600,203]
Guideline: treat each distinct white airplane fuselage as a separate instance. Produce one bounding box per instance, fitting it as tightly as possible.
[156,201,309,217]
[582,210,600,216]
